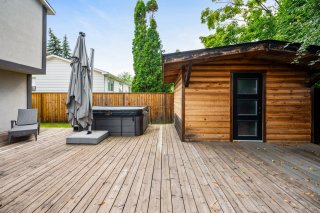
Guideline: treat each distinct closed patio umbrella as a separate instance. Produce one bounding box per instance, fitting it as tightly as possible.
[66,32,93,133]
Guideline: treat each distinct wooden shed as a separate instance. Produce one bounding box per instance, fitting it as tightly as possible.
[162,40,320,143]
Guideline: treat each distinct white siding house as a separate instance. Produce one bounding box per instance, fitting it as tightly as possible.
[33,55,131,92]
[0,0,55,139]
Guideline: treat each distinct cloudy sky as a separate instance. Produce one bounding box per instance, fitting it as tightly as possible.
[47,0,215,76]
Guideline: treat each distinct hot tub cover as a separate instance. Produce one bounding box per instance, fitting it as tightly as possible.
[93,106,148,116]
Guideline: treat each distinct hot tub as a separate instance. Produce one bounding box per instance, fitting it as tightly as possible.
[92,106,149,136]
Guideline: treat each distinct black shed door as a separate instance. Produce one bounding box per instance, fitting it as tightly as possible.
[233,73,263,140]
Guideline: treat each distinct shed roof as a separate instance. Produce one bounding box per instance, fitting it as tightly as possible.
[162,40,320,83]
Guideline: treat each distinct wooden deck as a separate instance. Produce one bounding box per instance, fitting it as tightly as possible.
[0,124,319,212]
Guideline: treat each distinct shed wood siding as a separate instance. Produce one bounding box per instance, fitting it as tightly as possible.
[266,70,311,142]
[185,66,231,142]
[182,62,311,143]
[163,41,318,143]
[174,73,183,139]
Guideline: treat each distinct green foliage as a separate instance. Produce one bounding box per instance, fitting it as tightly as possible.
[132,0,172,92]
[275,0,320,66]
[146,0,158,14]
[276,0,320,46]
[132,0,147,92]
[200,0,320,48]
[142,17,172,92]
[48,29,72,59]
[118,72,134,84]
[47,28,63,56]
[200,0,320,71]
[200,0,276,47]
[40,123,70,128]
[62,35,71,59]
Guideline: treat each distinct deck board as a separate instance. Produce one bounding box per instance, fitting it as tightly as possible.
[0,125,319,212]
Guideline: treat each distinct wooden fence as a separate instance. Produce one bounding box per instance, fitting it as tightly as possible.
[314,88,320,144]
[32,93,174,124]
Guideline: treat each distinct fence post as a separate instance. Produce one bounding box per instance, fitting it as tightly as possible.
[40,93,44,123]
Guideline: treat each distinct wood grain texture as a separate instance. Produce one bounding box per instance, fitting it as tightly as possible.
[174,73,183,140]
[0,124,319,212]
[266,70,311,142]
[185,69,231,142]
[32,93,174,124]
[174,74,182,120]
[180,61,311,143]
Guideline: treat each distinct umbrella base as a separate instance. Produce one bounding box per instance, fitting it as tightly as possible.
[66,130,109,145]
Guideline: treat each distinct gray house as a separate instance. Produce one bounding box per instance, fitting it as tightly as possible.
[0,0,55,142]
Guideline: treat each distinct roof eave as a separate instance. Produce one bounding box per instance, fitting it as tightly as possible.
[162,40,305,64]
[162,40,320,84]
[40,0,56,15]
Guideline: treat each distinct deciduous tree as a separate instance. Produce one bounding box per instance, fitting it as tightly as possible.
[200,0,276,47]
[118,72,133,84]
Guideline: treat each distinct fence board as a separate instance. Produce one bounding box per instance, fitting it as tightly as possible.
[314,88,320,144]
[32,93,173,124]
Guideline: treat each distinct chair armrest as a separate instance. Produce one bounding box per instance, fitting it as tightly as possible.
[11,120,16,128]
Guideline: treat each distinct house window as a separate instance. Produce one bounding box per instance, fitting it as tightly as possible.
[32,77,36,91]
[119,83,123,92]
[108,80,114,91]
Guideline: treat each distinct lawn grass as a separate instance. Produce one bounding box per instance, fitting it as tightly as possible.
[40,123,71,128]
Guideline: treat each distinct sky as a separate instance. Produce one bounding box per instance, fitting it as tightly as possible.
[47,0,214,76]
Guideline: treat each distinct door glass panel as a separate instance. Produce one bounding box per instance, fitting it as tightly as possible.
[237,120,257,136]
[237,79,258,94]
[237,100,257,115]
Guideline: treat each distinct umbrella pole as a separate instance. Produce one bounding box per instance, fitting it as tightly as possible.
[87,48,95,134]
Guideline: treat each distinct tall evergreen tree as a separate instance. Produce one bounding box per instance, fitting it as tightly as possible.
[143,16,171,92]
[132,0,147,92]
[132,0,172,92]
[146,0,158,16]
[47,28,62,56]
[62,35,71,59]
